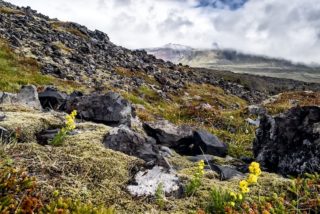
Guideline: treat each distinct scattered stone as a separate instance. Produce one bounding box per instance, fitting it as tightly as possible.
[0,85,42,110]
[245,118,260,126]
[0,126,11,143]
[187,154,216,163]
[254,106,320,175]
[175,130,228,157]
[103,126,165,167]
[143,120,193,147]
[16,85,42,110]
[0,112,6,121]
[247,105,266,116]
[210,164,244,181]
[66,92,133,126]
[36,129,59,145]
[39,87,67,110]
[127,166,180,197]
[0,92,17,104]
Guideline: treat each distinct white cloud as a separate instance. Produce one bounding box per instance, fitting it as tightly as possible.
[5,0,320,64]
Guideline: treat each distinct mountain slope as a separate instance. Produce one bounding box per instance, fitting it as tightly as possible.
[0,0,319,104]
[147,45,320,83]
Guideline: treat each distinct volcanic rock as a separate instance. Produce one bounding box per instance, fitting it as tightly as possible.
[103,125,165,167]
[253,106,320,175]
[66,92,133,126]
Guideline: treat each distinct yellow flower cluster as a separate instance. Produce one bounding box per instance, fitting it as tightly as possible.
[229,191,243,207]
[239,162,262,194]
[249,162,262,176]
[227,162,262,209]
[64,110,77,131]
[197,160,205,177]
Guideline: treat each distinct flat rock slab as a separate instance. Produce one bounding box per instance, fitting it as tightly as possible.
[127,166,180,197]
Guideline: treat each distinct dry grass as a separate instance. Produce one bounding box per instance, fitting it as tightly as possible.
[114,67,158,85]
[264,91,320,115]
[51,21,89,40]
[0,106,64,142]
[0,6,24,15]
[0,39,86,93]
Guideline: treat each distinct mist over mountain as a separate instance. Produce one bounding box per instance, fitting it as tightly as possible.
[147,44,320,83]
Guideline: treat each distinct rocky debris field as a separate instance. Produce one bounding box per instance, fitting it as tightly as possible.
[0,85,319,213]
[1,0,320,213]
[0,0,320,104]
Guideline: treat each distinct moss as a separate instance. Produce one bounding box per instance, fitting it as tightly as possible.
[0,39,86,93]
[264,91,320,115]
[114,67,158,85]
[51,21,89,40]
[0,107,64,142]
[0,6,24,15]
[52,41,73,55]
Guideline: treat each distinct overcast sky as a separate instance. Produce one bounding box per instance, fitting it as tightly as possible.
[6,0,320,64]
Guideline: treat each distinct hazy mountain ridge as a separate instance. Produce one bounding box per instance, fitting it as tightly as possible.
[147,45,320,83]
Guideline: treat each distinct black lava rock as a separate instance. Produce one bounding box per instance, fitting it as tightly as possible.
[253,106,320,176]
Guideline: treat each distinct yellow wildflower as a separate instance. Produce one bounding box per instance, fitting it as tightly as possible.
[247,174,258,184]
[249,162,262,176]
[239,180,248,188]
[198,160,205,176]
[229,202,235,207]
[237,194,243,200]
[239,180,250,193]
[229,192,237,200]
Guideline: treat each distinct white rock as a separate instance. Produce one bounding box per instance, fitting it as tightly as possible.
[127,166,179,197]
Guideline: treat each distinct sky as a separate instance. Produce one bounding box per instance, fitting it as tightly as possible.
[6,0,320,64]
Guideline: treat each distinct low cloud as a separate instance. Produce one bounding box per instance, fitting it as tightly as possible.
[6,0,320,64]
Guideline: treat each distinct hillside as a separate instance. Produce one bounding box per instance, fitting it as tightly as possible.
[0,1,320,214]
[147,44,320,83]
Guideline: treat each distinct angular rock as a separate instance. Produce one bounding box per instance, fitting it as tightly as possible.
[127,166,180,197]
[0,92,17,104]
[103,126,165,166]
[66,92,133,126]
[0,112,5,121]
[39,87,67,110]
[254,106,320,176]
[175,130,228,157]
[247,105,266,116]
[245,118,260,126]
[16,85,42,110]
[36,129,59,145]
[210,164,244,181]
[143,120,193,147]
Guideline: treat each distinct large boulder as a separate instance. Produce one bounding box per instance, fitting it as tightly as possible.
[175,130,228,157]
[39,87,67,110]
[253,106,320,176]
[103,126,165,166]
[143,120,227,157]
[66,92,133,126]
[143,120,193,147]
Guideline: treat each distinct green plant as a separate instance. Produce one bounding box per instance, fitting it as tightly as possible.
[51,110,77,146]
[185,160,205,196]
[155,182,165,209]
[205,187,230,214]
[42,198,115,214]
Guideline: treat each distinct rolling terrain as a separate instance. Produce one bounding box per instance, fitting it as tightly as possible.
[147,44,320,83]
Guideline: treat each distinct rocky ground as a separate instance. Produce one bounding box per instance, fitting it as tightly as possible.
[0,1,320,213]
